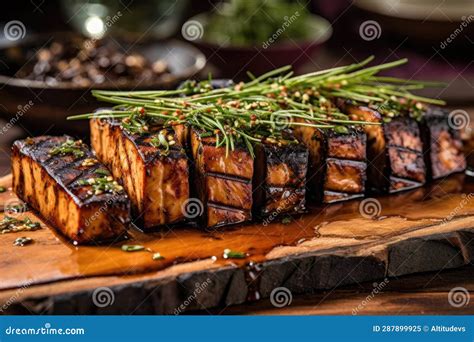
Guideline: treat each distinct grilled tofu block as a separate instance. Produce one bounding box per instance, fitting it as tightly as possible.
[338,101,426,193]
[420,106,466,179]
[293,124,367,203]
[90,119,190,230]
[12,136,130,244]
[191,128,253,228]
[253,141,308,217]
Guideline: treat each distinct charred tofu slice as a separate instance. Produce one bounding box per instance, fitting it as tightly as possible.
[191,128,253,229]
[253,141,308,217]
[338,102,426,193]
[12,136,130,244]
[90,119,190,230]
[293,124,367,203]
[420,106,466,179]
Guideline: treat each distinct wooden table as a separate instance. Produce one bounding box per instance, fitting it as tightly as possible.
[1,118,474,316]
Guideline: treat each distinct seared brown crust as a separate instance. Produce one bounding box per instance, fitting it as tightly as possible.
[420,106,466,179]
[191,128,253,228]
[90,119,190,230]
[293,123,367,203]
[12,136,130,244]
[338,101,426,194]
[253,142,308,217]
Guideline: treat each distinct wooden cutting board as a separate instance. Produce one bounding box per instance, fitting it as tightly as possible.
[1,173,473,314]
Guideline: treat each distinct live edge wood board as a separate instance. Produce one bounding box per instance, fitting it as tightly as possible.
[1,173,474,314]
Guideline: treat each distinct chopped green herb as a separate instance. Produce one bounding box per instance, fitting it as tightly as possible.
[0,186,6,193]
[14,236,33,246]
[152,252,165,260]
[0,216,41,234]
[223,248,246,259]
[281,217,292,225]
[94,169,109,176]
[78,176,123,196]
[333,126,349,135]
[150,131,172,155]
[49,139,85,158]
[121,244,145,252]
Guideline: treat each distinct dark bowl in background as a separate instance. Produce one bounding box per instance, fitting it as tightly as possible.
[190,13,332,80]
[0,32,206,137]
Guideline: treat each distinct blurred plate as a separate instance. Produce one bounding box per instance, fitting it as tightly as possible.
[0,32,206,136]
[355,0,474,21]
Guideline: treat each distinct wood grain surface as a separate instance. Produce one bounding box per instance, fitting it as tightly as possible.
[1,173,474,315]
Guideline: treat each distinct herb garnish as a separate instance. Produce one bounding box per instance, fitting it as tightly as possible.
[50,139,85,158]
[223,248,247,259]
[121,244,165,261]
[94,169,109,176]
[0,216,41,234]
[281,217,292,225]
[0,186,6,193]
[14,236,33,246]
[77,176,123,196]
[152,252,165,260]
[68,57,445,157]
[121,244,146,252]
[150,130,174,155]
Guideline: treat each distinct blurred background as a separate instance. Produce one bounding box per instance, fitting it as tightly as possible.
[0,0,472,173]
